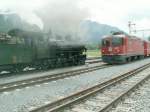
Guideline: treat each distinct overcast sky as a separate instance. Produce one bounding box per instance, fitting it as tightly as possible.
[0,0,150,37]
[82,0,150,33]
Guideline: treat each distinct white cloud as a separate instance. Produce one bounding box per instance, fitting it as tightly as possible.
[82,0,150,34]
[0,0,150,37]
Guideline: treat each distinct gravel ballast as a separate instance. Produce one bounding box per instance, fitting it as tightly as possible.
[0,58,150,112]
[110,74,150,112]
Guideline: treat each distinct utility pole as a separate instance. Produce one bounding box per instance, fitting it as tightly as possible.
[128,21,136,34]
[128,21,150,39]
[135,29,150,39]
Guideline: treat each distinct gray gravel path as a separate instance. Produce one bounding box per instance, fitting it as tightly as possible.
[63,67,150,112]
[0,58,150,112]
[0,62,103,85]
[110,73,150,112]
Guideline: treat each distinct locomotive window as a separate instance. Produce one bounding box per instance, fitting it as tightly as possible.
[112,38,123,46]
[102,39,110,46]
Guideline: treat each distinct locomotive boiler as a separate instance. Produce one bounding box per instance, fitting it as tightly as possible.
[0,29,86,72]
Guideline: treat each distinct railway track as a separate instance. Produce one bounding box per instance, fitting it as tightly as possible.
[86,56,102,64]
[87,57,101,60]
[0,57,102,78]
[29,62,150,112]
[0,63,110,93]
[86,59,102,64]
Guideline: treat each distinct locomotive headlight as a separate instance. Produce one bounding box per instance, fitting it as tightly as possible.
[83,51,86,55]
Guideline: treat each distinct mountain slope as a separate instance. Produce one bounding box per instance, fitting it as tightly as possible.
[81,20,122,43]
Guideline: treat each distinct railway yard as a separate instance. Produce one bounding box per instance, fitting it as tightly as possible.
[1,9,150,112]
[1,1,150,112]
[0,57,150,112]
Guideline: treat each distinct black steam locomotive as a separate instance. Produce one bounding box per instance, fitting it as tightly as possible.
[0,29,86,72]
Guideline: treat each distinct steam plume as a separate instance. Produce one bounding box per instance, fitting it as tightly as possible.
[36,0,89,42]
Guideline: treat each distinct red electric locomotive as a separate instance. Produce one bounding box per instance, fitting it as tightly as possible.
[144,41,150,56]
[101,32,145,64]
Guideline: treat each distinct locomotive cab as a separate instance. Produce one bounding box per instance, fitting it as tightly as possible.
[101,33,126,64]
[101,36,124,54]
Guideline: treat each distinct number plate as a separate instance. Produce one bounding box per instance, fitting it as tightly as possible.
[108,47,112,51]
